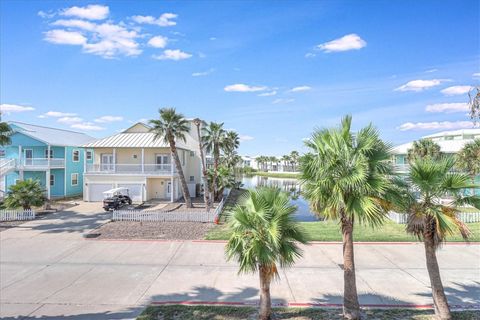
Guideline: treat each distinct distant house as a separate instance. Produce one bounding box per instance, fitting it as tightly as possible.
[0,122,95,199]
[392,128,480,195]
[82,121,203,202]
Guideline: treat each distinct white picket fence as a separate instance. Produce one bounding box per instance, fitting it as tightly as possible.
[112,189,231,223]
[388,211,480,224]
[0,210,36,222]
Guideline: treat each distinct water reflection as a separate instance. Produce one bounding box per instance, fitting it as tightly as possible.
[240,175,320,222]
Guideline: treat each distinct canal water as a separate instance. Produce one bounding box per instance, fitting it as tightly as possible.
[240,175,320,222]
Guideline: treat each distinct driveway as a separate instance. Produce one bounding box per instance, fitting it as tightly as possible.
[1,203,479,319]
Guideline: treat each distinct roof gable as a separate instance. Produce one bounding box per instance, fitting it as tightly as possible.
[123,122,151,133]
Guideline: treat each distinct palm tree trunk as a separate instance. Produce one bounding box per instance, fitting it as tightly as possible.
[169,138,193,208]
[195,123,211,211]
[471,175,476,197]
[213,146,220,201]
[341,212,360,320]
[424,233,451,320]
[259,265,272,320]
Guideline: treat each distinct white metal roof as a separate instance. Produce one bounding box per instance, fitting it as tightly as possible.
[392,139,473,154]
[423,128,480,139]
[84,132,189,149]
[9,121,95,147]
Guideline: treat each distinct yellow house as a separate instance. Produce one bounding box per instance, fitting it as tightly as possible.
[82,121,203,202]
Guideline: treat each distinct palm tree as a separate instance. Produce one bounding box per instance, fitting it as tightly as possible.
[226,187,308,320]
[208,166,236,199]
[149,108,192,208]
[457,139,480,196]
[281,155,291,172]
[202,122,226,199]
[290,151,299,172]
[0,112,12,146]
[224,131,240,153]
[257,156,267,171]
[300,115,393,319]
[4,179,46,210]
[222,150,242,170]
[388,157,480,320]
[268,156,277,171]
[193,118,211,211]
[407,139,441,163]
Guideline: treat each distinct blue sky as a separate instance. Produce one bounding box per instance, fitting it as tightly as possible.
[1,0,479,156]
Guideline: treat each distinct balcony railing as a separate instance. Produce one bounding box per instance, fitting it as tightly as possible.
[393,164,410,172]
[85,163,176,175]
[19,158,65,168]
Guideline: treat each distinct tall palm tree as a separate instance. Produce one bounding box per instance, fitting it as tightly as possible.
[202,122,226,199]
[407,139,441,163]
[457,139,480,196]
[300,115,393,319]
[224,131,240,153]
[150,108,192,208]
[268,156,277,171]
[290,151,299,172]
[0,112,12,146]
[193,118,211,211]
[388,157,480,320]
[226,187,308,320]
[281,155,291,172]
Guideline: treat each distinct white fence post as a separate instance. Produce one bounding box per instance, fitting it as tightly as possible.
[0,209,36,222]
[388,210,480,224]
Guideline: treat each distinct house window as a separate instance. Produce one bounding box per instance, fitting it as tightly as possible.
[0,150,5,157]
[73,150,80,162]
[190,151,195,157]
[86,151,92,160]
[133,154,138,159]
[71,173,79,186]
[45,149,54,159]
[50,174,55,186]
[190,176,195,182]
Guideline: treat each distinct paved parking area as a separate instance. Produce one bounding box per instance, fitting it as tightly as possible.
[1,202,479,319]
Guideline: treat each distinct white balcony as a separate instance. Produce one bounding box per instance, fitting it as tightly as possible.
[85,163,176,175]
[19,158,65,170]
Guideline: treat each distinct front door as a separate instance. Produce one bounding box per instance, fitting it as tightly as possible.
[166,181,172,198]
[155,154,171,172]
[101,154,114,171]
[25,149,33,165]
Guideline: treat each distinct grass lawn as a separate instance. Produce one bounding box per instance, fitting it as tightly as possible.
[137,305,479,320]
[250,171,300,179]
[206,220,480,242]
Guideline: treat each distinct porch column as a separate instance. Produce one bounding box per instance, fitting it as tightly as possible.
[47,145,51,166]
[83,149,87,172]
[113,148,116,172]
[141,148,145,173]
[18,146,22,166]
[46,169,51,199]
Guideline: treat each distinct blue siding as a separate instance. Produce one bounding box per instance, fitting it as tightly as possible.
[65,146,84,196]
[23,171,47,190]
[50,169,65,197]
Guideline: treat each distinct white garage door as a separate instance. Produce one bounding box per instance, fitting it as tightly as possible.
[88,184,114,202]
[117,183,143,202]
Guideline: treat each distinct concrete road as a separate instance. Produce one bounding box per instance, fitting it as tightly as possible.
[1,202,479,319]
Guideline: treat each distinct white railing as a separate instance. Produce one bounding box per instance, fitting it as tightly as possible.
[0,158,16,175]
[393,164,410,172]
[86,163,175,175]
[388,211,480,224]
[0,209,36,222]
[20,158,65,168]
[113,209,217,222]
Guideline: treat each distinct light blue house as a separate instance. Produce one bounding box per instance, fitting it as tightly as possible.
[0,122,95,199]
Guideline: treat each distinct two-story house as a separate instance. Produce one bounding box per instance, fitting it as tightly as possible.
[0,122,95,199]
[82,121,203,202]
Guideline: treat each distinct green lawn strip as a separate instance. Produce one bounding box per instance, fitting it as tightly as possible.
[206,220,480,242]
[250,171,300,179]
[137,305,478,320]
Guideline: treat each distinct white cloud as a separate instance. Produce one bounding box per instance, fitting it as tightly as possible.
[425,68,438,73]
[0,104,35,113]
[305,52,316,58]
[71,122,105,131]
[62,4,109,20]
[289,86,311,92]
[398,121,474,131]
[192,68,214,77]
[57,116,83,124]
[239,135,254,142]
[44,29,87,45]
[441,85,473,96]
[272,98,295,104]
[317,33,366,53]
[209,37,216,40]
[224,84,267,92]
[395,79,447,92]
[473,73,480,77]
[152,49,192,61]
[94,115,124,123]
[47,20,142,58]
[42,111,77,117]
[131,13,178,27]
[425,102,470,113]
[258,91,277,97]
[147,35,168,48]
[38,10,56,19]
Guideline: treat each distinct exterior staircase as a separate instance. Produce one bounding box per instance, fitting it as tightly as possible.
[0,158,16,176]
